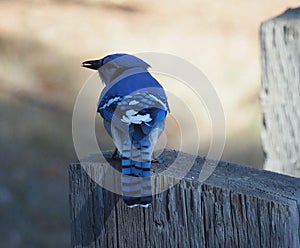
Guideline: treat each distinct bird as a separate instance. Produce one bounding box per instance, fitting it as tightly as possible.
[82,53,169,208]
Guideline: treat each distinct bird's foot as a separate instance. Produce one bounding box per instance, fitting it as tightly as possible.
[111,148,121,160]
[151,155,164,164]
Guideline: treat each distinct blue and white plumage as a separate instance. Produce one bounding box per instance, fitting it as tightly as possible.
[82,54,169,208]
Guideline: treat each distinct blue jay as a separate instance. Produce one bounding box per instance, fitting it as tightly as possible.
[82,54,169,208]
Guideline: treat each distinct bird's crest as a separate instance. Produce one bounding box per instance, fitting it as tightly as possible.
[102,53,150,69]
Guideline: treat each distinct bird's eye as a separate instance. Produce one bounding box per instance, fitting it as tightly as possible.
[102,56,112,65]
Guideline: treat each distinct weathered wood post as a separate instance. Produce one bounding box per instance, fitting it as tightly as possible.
[69,150,300,248]
[261,8,300,177]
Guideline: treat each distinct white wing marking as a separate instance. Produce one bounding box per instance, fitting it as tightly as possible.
[121,109,152,124]
[99,96,121,109]
[148,94,167,110]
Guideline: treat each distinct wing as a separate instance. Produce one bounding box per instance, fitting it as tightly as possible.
[97,71,169,207]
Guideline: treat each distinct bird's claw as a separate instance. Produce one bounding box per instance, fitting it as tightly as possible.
[151,156,164,164]
[111,148,121,160]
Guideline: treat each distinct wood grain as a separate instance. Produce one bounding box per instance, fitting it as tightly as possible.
[69,150,300,247]
[261,8,300,177]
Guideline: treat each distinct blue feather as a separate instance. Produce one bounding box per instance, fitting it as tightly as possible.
[83,53,169,208]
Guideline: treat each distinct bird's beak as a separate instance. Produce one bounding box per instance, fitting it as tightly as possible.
[81,59,101,70]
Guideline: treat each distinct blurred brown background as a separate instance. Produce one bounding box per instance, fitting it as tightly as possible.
[0,0,298,247]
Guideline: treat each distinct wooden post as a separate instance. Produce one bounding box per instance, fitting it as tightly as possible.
[69,150,300,248]
[260,8,300,177]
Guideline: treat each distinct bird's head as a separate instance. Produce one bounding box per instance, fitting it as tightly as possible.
[82,53,150,84]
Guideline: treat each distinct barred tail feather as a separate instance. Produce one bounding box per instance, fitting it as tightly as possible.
[140,143,152,205]
[121,140,152,208]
